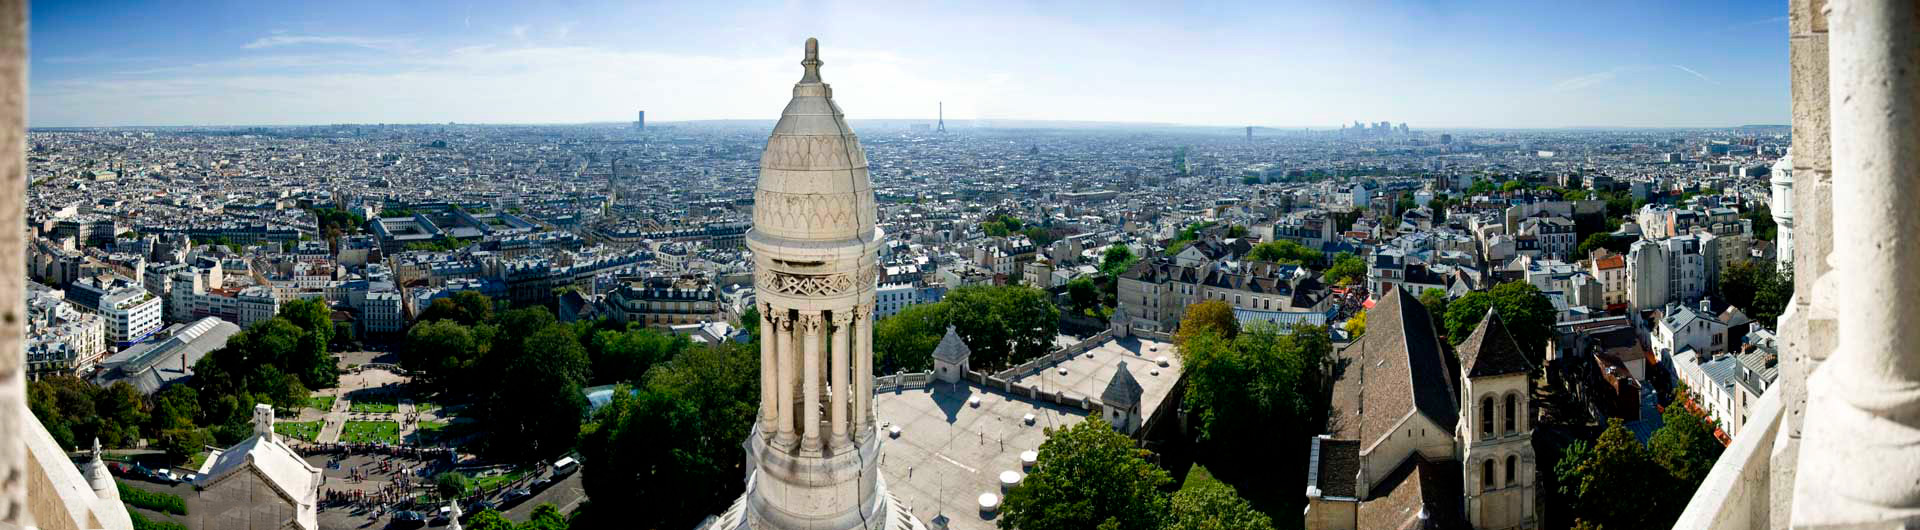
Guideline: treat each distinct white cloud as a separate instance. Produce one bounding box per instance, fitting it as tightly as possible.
[241,35,404,50]
[1670,64,1718,84]
[1552,69,1619,92]
[30,42,1015,127]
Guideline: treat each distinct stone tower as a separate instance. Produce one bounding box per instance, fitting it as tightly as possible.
[1456,309,1537,529]
[714,38,923,530]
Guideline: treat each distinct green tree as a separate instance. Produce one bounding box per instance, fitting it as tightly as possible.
[1577,233,1615,257]
[1324,252,1367,287]
[155,428,212,466]
[1245,240,1322,266]
[1177,300,1240,345]
[1066,276,1102,316]
[434,471,474,498]
[1343,310,1367,337]
[417,290,498,326]
[1418,288,1450,326]
[1166,476,1276,530]
[589,327,691,386]
[1446,282,1556,363]
[1101,245,1139,279]
[1648,403,1724,486]
[277,298,339,388]
[944,285,1060,369]
[403,319,480,388]
[1553,417,1702,528]
[739,305,761,339]
[873,302,952,373]
[998,421,1172,530]
[481,322,589,462]
[463,509,515,530]
[581,343,758,530]
[1717,261,1792,327]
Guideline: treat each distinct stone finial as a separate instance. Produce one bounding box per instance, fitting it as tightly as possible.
[90,437,100,458]
[800,37,823,83]
[253,403,274,440]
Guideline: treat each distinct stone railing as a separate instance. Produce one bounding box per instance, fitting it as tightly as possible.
[874,371,934,392]
[1675,384,1783,529]
[1133,329,1174,342]
[993,329,1116,380]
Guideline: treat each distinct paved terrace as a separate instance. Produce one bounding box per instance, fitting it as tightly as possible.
[1006,336,1181,420]
[871,335,1182,530]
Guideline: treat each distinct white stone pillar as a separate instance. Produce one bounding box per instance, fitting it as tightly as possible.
[855,303,873,430]
[829,311,852,447]
[758,304,777,436]
[800,311,824,448]
[1796,0,1920,523]
[775,312,797,445]
[0,1,26,523]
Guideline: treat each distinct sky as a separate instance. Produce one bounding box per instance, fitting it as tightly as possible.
[27,0,1789,129]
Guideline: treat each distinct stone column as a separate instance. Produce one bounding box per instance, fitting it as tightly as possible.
[0,1,25,523]
[829,311,852,447]
[854,303,873,430]
[1776,1,1833,526]
[1795,0,1920,524]
[775,311,797,445]
[800,311,823,448]
[758,304,777,436]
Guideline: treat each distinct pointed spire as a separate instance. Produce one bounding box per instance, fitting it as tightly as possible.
[800,37,823,83]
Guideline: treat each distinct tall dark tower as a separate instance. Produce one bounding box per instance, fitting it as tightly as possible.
[636,110,645,130]
[937,101,945,133]
[1246,126,1253,141]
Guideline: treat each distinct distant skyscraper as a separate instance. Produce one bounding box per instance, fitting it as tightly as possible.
[937,101,945,133]
[1246,126,1253,140]
[636,110,645,131]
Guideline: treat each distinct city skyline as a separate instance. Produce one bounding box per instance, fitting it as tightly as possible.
[30,0,1788,129]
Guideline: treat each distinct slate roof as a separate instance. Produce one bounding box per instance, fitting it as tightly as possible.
[1101,361,1144,408]
[1313,437,1361,498]
[1459,309,1534,378]
[1358,455,1467,530]
[1327,287,1457,452]
[931,326,972,364]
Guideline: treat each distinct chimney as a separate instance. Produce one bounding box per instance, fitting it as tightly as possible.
[253,404,275,441]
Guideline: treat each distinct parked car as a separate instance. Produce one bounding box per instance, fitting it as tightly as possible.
[502,488,532,506]
[389,510,426,529]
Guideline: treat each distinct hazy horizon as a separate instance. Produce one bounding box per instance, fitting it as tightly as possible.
[29,0,1790,129]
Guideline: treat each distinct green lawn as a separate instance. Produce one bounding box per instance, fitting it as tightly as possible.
[274,421,323,442]
[339,421,401,444]
[414,401,440,412]
[184,450,211,471]
[348,394,398,414]
[309,396,336,412]
[472,470,526,492]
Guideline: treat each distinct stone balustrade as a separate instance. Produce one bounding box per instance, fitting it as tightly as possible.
[1676,385,1783,529]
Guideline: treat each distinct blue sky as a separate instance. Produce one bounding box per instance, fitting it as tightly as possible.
[28,0,1788,128]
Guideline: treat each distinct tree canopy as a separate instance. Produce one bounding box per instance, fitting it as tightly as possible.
[1555,412,1723,529]
[1102,245,1140,279]
[1246,240,1322,267]
[1444,282,1556,364]
[1167,471,1276,530]
[1324,252,1367,287]
[580,342,758,529]
[998,420,1172,530]
[943,285,1061,370]
[874,302,954,373]
[1717,261,1792,327]
[1177,300,1239,345]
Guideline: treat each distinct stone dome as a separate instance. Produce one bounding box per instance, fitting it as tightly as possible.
[752,38,877,243]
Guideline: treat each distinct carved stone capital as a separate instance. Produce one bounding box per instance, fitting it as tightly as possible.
[798,311,825,335]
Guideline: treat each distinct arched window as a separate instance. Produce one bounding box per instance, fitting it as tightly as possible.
[1505,393,1519,434]
[1482,459,1496,491]
[1506,455,1518,485]
[1481,397,1495,436]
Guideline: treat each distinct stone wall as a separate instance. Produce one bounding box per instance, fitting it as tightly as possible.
[992,329,1116,380]
[2,0,27,524]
